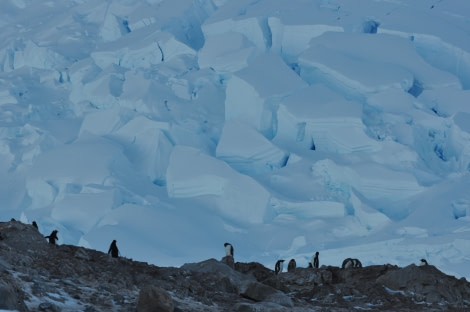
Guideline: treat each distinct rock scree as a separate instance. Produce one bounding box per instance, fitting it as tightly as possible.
[0,220,469,311]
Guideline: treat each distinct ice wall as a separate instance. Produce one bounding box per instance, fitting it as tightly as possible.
[166,146,270,224]
[275,84,379,153]
[1,0,470,278]
[225,53,307,137]
[216,120,288,174]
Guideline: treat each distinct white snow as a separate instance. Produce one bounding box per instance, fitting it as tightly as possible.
[1,0,470,281]
[275,84,378,153]
[166,145,270,224]
[225,53,307,137]
[216,120,288,174]
[198,31,258,72]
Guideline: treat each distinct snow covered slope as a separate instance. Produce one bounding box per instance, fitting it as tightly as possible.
[1,0,470,279]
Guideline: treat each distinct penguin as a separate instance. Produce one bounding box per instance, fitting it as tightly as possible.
[45,230,58,245]
[32,221,38,230]
[287,259,296,272]
[224,242,234,257]
[419,258,428,266]
[342,258,362,269]
[342,258,352,269]
[353,258,362,268]
[108,240,119,258]
[313,251,319,269]
[275,259,285,274]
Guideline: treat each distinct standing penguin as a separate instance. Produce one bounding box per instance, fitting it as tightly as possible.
[275,259,285,275]
[108,240,119,258]
[287,259,296,272]
[313,251,319,269]
[224,242,234,258]
[32,221,38,230]
[45,230,58,245]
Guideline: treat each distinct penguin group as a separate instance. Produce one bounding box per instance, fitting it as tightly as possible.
[26,220,122,259]
[274,259,297,274]
[277,251,348,274]
[271,250,431,275]
[7,220,433,272]
[341,258,362,269]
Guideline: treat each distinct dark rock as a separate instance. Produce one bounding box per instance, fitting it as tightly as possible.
[0,281,18,310]
[232,302,292,312]
[222,255,235,269]
[377,264,470,305]
[181,258,251,293]
[240,280,293,308]
[1,221,470,312]
[74,248,91,260]
[235,261,274,282]
[317,268,333,284]
[84,306,99,312]
[38,301,60,312]
[182,258,235,274]
[136,285,174,312]
[0,276,29,312]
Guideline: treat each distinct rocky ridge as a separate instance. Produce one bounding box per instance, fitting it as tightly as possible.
[0,220,469,311]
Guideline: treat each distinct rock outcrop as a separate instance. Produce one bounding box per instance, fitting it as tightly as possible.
[0,220,469,311]
[136,285,174,312]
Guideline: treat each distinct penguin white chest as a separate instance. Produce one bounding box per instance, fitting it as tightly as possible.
[225,244,233,257]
